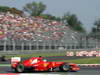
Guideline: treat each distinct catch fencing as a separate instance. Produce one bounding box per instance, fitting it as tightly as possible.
[0,38,99,52]
[0,32,99,52]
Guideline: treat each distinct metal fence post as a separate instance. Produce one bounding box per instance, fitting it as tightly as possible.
[29,42,31,50]
[4,40,6,52]
[21,42,24,51]
[13,40,15,51]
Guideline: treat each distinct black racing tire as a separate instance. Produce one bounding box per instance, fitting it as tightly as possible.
[59,63,70,72]
[15,64,25,73]
[48,68,54,72]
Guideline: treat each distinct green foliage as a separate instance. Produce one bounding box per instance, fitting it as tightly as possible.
[23,1,46,16]
[8,7,23,16]
[91,27,96,33]
[40,14,61,21]
[0,6,10,12]
[91,19,100,33]
[94,19,100,27]
[91,19,100,40]
[62,12,85,32]
[6,51,65,58]
[74,25,85,32]
[0,6,23,15]
[57,57,100,64]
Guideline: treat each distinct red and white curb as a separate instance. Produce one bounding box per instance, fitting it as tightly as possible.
[0,73,60,75]
[78,64,100,67]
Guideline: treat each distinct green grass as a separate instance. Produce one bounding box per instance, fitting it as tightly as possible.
[6,51,66,58]
[0,64,11,66]
[55,57,100,64]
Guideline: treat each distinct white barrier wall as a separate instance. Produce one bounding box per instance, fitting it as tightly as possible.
[66,51,100,57]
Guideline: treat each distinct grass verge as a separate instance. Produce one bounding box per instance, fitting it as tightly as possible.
[6,51,66,58]
[55,57,100,64]
[1,57,100,67]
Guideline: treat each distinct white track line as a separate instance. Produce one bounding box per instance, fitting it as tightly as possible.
[0,73,60,75]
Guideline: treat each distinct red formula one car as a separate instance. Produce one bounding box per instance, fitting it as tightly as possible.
[11,56,80,73]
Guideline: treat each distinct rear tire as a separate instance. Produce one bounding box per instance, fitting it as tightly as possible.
[15,64,25,73]
[59,63,70,72]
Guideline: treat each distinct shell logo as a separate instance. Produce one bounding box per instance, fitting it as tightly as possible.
[44,63,48,67]
[30,59,33,63]
[52,62,55,66]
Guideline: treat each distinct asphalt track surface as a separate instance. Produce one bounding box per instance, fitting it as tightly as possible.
[0,66,100,75]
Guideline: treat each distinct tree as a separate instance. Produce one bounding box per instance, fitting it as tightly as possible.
[8,8,23,16]
[93,19,100,32]
[0,6,23,15]
[62,12,85,32]
[91,19,100,40]
[91,19,100,33]
[23,1,46,16]
[0,6,10,12]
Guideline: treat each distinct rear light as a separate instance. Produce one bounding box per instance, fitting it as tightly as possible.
[72,67,80,71]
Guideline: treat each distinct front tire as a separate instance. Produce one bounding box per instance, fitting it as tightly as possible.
[15,64,25,73]
[59,63,70,72]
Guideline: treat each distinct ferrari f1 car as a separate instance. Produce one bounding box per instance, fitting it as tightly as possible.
[11,56,80,73]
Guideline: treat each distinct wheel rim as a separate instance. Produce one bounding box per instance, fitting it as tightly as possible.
[17,64,24,72]
[63,65,70,71]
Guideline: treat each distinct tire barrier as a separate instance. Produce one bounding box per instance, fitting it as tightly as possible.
[0,56,7,61]
[66,51,100,57]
